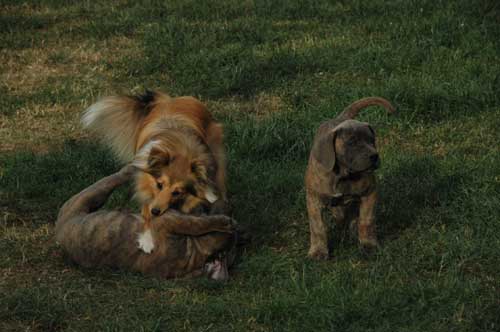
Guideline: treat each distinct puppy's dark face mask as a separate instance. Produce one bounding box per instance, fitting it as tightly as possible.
[335,124,379,174]
[312,120,379,176]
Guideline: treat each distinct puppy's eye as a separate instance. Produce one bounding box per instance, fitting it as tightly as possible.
[156,182,163,190]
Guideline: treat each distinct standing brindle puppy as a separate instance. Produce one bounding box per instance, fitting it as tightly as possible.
[306,97,395,260]
[55,165,237,280]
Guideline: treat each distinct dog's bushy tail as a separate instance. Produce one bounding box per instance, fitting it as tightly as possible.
[339,97,395,120]
[82,90,158,161]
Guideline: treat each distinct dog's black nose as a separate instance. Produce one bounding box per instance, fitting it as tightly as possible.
[151,208,161,216]
[370,154,379,164]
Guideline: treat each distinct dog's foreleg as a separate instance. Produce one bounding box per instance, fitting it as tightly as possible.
[165,213,235,236]
[307,192,330,260]
[358,190,379,250]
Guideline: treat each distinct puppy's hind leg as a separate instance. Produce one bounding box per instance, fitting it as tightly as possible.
[307,192,330,260]
[57,164,135,228]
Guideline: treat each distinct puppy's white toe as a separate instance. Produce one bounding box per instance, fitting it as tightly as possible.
[137,229,155,254]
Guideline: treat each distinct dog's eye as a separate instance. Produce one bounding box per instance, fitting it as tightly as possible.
[156,182,163,190]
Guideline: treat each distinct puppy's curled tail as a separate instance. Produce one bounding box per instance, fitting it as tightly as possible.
[82,90,158,161]
[339,97,395,120]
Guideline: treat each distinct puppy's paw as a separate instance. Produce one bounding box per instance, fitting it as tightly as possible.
[359,238,379,255]
[308,248,330,261]
[219,216,237,232]
[137,229,155,254]
[358,224,379,254]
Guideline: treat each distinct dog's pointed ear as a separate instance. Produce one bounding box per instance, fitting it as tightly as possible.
[190,160,208,181]
[132,142,169,174]
[191,162,219,203]
[312,129,337,171]
[204,185,219,203]
[147,147,170,168]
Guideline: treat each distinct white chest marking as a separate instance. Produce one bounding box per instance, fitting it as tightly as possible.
[137,229,155,254]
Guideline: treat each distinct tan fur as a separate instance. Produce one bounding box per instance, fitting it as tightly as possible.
[305,97,395,260]
[82,95,148,161]
[82,91,229,234]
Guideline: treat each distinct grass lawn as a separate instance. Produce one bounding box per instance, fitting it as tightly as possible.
[1,0,499,331]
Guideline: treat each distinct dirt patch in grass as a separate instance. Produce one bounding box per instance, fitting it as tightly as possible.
[1,48,66,95]
[1,35,141,94]
[0,35,142,152]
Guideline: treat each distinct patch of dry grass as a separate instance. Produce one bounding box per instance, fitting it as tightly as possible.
[208,93,287,119]
[1,32,142,152]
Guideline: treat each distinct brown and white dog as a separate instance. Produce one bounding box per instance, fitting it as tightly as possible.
[55,165,237,280]
[82,90,228,253]
[305,97,395,260]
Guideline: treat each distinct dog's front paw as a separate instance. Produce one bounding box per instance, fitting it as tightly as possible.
[308,248,330,261]
[137,229,155,254]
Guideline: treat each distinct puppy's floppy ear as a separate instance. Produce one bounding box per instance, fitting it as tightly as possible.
[312,129,337,171]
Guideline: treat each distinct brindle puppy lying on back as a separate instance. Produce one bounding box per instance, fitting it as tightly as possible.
[306,97,395,260]
[55,165,237,280]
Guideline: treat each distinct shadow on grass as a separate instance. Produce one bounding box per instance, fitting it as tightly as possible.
[317,154,471,255]
[0,140,128,224]
[377,154,468,242]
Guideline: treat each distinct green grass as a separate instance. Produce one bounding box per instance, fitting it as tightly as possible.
[1,0,499,331]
